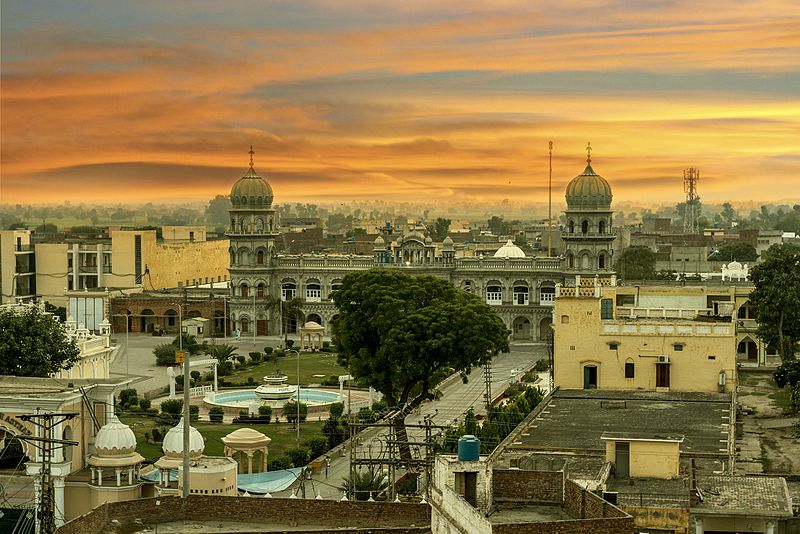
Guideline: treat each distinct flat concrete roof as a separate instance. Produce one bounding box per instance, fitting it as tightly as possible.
[487,505,573,524]
[498,390,732,468]
[694,475,793,517]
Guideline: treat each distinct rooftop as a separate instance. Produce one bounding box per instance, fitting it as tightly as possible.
[694,475,793,517]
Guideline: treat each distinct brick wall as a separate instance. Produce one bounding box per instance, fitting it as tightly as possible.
[110,296,229,334]
[492,469,564,505]
[491,517,634,534]
[57,496,431,534]
[564,480,628,520]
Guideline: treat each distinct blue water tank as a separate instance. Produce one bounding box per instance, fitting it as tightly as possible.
[457,435,481,461]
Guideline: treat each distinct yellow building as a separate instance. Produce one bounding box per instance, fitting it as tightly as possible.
[553,277,737,393]
[0,229,36,303]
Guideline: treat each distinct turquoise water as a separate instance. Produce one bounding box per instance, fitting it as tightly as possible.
[211,388,340,407]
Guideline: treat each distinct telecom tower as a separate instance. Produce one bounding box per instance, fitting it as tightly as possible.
[683,168,700,234]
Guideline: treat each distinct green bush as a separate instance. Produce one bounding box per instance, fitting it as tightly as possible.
[190,370,201,381]
[533,359,550,372]
[160,399,183,416]
[285,446,310,467]
[258,404,273,417]
[247,376,255,385]
[190,405,199,422]
[249,351,262,362]
[304,436,329,459]
[154,344,177,366]
[774,360,800,389]
[358,407,376,424]
[139,398,151,410]
[119,388,138,407]
[264,346,273,355]
[790,384,800,414]
[146,408,159,415]
[329,402,344,420]
[152,428,163,442]
[209,406,224,422]
[268,455,294,470]
[322,375,339,387]
[286,339,295,349]
[283,400,308,424]
[323,418,346,449]
[371,400,388,416]
[274,349,286,359]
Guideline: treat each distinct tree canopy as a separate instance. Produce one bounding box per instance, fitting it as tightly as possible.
[709,243,758,262]
[332,270,510,412]
[615,246,656,280]
[0,306,80,376]
[749,244,800,361]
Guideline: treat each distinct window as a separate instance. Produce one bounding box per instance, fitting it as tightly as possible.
[609,343,619,350]
[708,355,716,360]
[513,285,529,305]
[257,250,265,265]
[600,299,614,319]
[581,220,589,234]
[539,286,555,305]
[306,282,322,302]
[486,284,502,305]
[673,343,684,352]
[624,362,635,378]
[241,284,249,298]
[257,284,265,298]
[281,282,296,301]
[561,315,570,324]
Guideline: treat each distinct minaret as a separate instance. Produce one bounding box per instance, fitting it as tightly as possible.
[227,147,280,335]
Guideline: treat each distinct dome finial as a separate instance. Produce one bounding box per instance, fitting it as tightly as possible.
[586,141,592,164]
[249,145,255,169]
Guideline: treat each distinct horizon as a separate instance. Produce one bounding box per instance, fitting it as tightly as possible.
[2,1,799,205]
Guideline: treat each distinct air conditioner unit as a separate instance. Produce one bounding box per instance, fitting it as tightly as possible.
[657,355,670,364]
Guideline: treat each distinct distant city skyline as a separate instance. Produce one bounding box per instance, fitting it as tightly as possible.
[2,1,799,205]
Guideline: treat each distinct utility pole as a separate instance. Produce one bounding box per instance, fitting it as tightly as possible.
[17,412,79,534]
[483,363,493,414]
[683,168,700,234]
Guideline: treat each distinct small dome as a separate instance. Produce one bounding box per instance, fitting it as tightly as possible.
[404,230,426,243]
[443,236,453,245]
[425,236,433,245]
[222,428,271,447]
[95,415,137,456]
[230,167,274,208]
[302,321,323,331]
[494,240,526,258]
[374,235,385,245]
[727,260,743,270]
[162,417,204,459]
[565,164,612,210]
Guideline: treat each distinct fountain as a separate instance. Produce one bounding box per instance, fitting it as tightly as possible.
[253,375,298,400]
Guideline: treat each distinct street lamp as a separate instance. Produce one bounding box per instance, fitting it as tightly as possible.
[286,348,301,445]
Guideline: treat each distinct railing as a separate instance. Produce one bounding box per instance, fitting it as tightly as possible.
[561,230,617,238]
[14,244,34,252]
[616,307,712,320]
[616,492,689,508]
[77,336,108,354]
[602,322,731,335]
[190,385,213,398]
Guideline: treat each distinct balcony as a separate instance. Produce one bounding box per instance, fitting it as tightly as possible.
[14,244,34,253]
[615,307,714,320]
[602,322,731,336]
[561,230,616,239]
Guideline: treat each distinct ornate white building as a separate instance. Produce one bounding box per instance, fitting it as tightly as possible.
[227,147,615,342]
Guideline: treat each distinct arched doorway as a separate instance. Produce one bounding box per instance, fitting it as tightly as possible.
[737,337,758,361]
[538,317,553,341]
[140,309,155,333]
[213,311,225,336]
[512,316,531,340]
[306,313,322,325]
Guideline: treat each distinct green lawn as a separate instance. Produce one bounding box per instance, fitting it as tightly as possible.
[120,414,324,463]
[226,352,345,387]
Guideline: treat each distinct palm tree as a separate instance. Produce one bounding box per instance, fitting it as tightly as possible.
[279,296,305,346]
[210,343,238,363]
[340,467,389,501]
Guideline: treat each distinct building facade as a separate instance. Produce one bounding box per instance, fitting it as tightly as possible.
[226,150,616,341]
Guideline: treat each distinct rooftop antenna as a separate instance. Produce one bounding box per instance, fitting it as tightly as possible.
[683,168,700,233]
[547,140,553,256]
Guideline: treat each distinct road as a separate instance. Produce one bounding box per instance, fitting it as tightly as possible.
[300,342,551,499]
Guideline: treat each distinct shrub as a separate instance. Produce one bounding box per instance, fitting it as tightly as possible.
[152,428,163,442]
[371,400,388,416]
[249,351,262,362]
[160,399,183,416]
[247,376,255,385]
[268,455,294,470]
[329,402,344,420]
[285,339,295,349]
[774,360,800,389]
[191,370,201,381]
[533,359,550,372]
[283,400,308,424]
[264,346,273,355]
[146,408,159,415]
[358,407,376,424]
[139,398,151,410]
[304,436,329,459]
[154,344,177,366]
[258,404,273,417]
[322,375,339,387]
[119,388,138,407]
[190,405,199,422]
[791,384,800,414]
[285,446,310,467]
[322,341,330,350]
[209,406,224,423]
[274,349,285,359]
[323,418,346,448]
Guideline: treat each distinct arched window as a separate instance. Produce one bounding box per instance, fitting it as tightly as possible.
[513,284,529,305]
[539,284,555,305]
[581,220,589,234]
[239,219,246,233]
[598,220,606,234]
[306,281,321,302]
[240,317,250,333]
[281,281,296,301]
[257,283,265,298]
[569,221,575,234]
[256,250,265,265]
[241,284,249,299]
[485,283,502,305]
[255,218,264,232]
[568,254,575,268]
[598,253,606,269]
[165,309,178,327]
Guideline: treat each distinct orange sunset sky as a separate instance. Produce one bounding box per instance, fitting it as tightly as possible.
[1,1,799,206]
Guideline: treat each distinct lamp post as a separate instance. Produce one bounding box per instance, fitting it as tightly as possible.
[286,349,301,445]
[179,304,190,499]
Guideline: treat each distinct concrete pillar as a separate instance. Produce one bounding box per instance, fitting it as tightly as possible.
[98,468,103,486]
[247,451,253,474]
[54,476,66,526]
[116,468,121,487]
[694,516,704,534]
[213,363,218,393]
[767,521,775,534]
[128,467,133,485]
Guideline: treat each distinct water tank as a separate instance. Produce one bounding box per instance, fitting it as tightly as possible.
[457,435,481,461]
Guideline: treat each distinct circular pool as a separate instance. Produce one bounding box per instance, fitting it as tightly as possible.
[206,388,342,409]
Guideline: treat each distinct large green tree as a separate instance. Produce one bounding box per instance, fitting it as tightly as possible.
[615,246,656,280]
[0,306,80,376]
[709,243,758,262]
[749,244,800,361]
[431,217,451,241]
[332,270,510,459]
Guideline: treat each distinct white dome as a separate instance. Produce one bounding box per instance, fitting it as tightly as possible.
[425,236,433,245]
[727,260,743,270]
[374,235,385,245]
[162,417,204,459]
[494,240,526,258]
[95,415,137,456]
[302,321,323,331]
